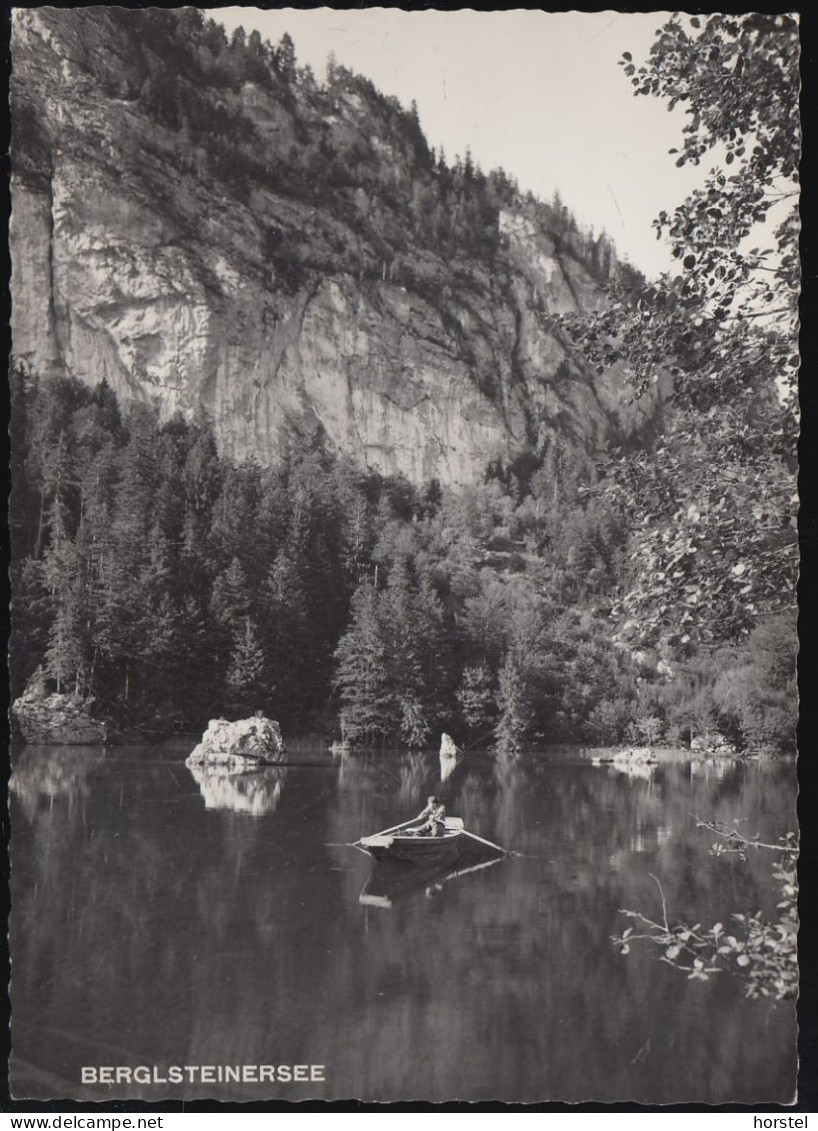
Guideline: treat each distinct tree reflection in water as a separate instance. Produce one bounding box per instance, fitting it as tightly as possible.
[10,745,797,1103]
[11,744,109,823]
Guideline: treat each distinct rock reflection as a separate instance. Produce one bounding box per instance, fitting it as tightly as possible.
[187,764,287,815]
[439,753,457,782]
[608,760,655,781]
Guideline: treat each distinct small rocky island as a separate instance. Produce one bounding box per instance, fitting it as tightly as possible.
[185,716,287,769]
[12,682,108,745]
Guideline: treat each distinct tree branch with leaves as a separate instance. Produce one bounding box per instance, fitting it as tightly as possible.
[612,816,798,1001]
[561,13,799,660]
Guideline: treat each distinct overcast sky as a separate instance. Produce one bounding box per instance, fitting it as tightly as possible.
[216,8,708,280]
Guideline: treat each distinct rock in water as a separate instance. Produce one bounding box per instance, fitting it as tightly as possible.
[12,685,108,745]
[439,733,460,760]
[186,716,287,768]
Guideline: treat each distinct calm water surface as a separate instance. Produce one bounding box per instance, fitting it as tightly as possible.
[10,744,797,1103]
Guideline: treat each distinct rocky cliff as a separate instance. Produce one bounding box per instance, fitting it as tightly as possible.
[11,7,653,485]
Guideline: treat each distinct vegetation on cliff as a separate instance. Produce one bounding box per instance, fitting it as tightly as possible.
[93,7,620,282]
[13,5,644,485]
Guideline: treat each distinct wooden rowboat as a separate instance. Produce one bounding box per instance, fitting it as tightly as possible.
[359,816,465,864]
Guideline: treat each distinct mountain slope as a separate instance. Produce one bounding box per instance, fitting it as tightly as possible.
[11,6,655,484]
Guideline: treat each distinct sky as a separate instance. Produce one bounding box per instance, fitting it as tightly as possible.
[215,8,710,280]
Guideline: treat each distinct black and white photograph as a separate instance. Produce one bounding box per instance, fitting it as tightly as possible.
[7,5,801,1105]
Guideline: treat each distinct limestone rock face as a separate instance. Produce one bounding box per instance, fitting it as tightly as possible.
[12,686,108,745]
[439,733,460,760]
[186,716,287,768]
[10,8,660,487]
[439,733,461,782]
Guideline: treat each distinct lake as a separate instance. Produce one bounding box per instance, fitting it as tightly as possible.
[9,744,797,1104]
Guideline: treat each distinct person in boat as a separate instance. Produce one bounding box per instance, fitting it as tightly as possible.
[409,796,447,838]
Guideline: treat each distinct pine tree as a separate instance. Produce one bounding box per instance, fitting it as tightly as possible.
[260,547,308,723]
[9,365,38,559]
[176,595,214,725]
[226,617,268,716]
[44,595,84,696]
[41,497,87,694]
[210,557,251,635]
[333,582,393,744]
[209,462,262,579]
[495,649,531,752]
[379,559,426,744]
[456,664,497,736]
[276,32,296,83]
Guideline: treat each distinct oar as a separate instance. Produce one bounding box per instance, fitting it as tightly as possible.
[324,841,377,857]
[462,829,508,855]
[442,856,505,883]
[372,815,425,838]
[344,815,425,849]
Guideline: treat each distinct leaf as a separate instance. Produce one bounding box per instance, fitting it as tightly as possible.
[736,954,751,967]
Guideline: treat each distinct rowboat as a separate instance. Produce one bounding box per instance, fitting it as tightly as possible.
[358,815,465,864]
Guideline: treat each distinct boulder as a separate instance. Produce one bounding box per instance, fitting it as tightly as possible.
[439,733,460,760]
[185,715,287,768]
[12,685,108,745]
[613,746,657,767]
[690,733,738,756]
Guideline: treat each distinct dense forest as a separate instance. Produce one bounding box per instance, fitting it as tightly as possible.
[9,11,799,755]
[9,363,796,753]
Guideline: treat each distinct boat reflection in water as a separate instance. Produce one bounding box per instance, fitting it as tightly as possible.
[187,764,288,815]
[360,842,506,909]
